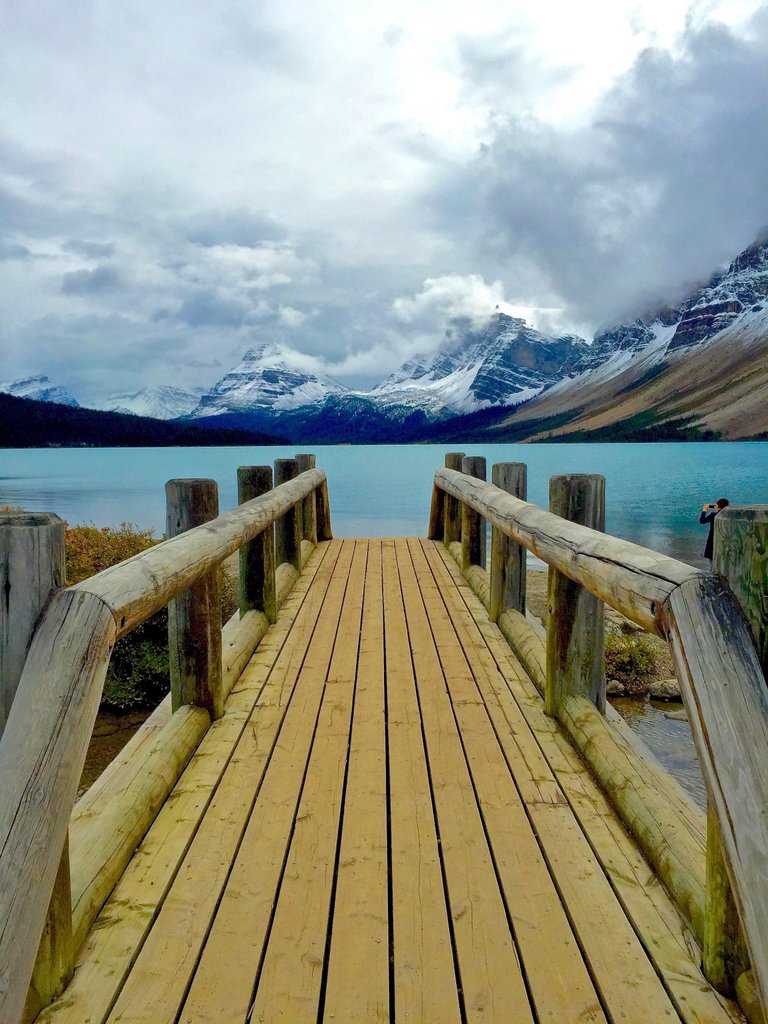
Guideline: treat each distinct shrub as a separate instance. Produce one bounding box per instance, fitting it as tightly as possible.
[604,627,659,696]
[65,523,239,711]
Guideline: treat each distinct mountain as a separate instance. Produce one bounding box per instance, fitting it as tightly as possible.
[471,236,768,441]
[191,342,348,418]
[0,375,80,408]
[0,392,287,448]
[367,313,588,417]
[102,385,206,420]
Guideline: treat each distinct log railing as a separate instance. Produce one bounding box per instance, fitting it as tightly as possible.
[429,458,768,1021]
[0,459,332,1024]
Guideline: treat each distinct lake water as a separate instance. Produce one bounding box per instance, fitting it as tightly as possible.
[2,442,766,568]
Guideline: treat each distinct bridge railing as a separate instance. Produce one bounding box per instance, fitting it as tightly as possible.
[0,458,331,1024]
[429,457,768,1020]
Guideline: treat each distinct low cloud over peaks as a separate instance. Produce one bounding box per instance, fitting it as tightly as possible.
[447,10,768,326]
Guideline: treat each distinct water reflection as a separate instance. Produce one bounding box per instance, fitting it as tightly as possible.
[612,698,706,809]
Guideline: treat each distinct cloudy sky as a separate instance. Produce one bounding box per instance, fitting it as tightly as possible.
[1,0,766,402]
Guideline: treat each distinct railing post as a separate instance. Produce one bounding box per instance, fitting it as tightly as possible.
[237,467,277,624]
[316,474,333,542]
[443,452,465,545]
[489,463,527,623]
[166,479,223,720]
[0,512,73,1014]
[296,454,318,546]
[545,474,606,718]
[460,456,486,571]
[428,484,444,541]
[703,506,768,994]
[274,459,301,570]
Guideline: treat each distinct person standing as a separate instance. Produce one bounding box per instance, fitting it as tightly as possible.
[700,498,730,561]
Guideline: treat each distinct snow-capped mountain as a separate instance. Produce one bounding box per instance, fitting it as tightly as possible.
[0,375,80,407]
[103,385,205,420]
[368,313,588,416]
[191,342,348,418]
[486,235,768,441]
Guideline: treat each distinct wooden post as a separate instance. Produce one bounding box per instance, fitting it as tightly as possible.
[545,474,606,718]
[274,459,301,571]
[443,452,465,546]
[237,467,277,624]
[460,456,486,571]
[295,454,318,546]
[0,512,73,1015]
[0,512,66,736]
[166,479,223,720]
[316,476,333,541]
[703,506,768,994]
[489,463,527,623]
[428,484,444,540]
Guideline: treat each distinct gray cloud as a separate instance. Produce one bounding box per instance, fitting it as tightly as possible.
[446,11,768,325]
[63,239,116,258]
[0,242,32,261]
[61,266,123,294]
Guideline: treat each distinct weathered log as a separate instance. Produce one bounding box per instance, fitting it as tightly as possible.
[295,455,318,546]
[736,971,766,1024]
[489,463,526,622]
[715,506,768,675]
[560,693,707,942]
[664,575,768,1016]
[442,453,464,545]
[497,609,546,695]
[460,456,486,572]
[71,468,326,637]
[428,484,444,540]
[166,480,223,720]
[0,513,72,1017]
[546,475,606,717]
[275,460,301,571]
[434,467,703,634]
[703,507,768,995]
[0,512,66,735]
[237,466,277,623]
[69,703,209,951]
[0,590,116,1024]
[316,477,333,541]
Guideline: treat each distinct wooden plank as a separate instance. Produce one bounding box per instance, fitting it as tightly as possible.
[246,541,367,1023]
[395,539,533,1024]
[428,541,742,1024]
[104,540,354,1024]
[36,543,338,1024]
[382,540,462,1024]
[435,467,703,634]
[407,540,604,1024]
[174,540,359,1024]
[322,541,389,1022]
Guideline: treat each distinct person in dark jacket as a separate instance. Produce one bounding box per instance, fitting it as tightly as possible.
[700,498,730,561]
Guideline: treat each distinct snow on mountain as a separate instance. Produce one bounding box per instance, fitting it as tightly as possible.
[191,342,348,417]
[368,313,589,416]
[0,375,80,407]
[102,385,206,420]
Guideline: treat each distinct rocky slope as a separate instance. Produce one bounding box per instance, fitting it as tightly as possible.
[0,375,80,408]
[487,236,768,441]
[103,385,205,420]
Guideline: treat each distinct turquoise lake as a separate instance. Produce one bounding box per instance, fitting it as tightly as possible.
[2,442,766,568]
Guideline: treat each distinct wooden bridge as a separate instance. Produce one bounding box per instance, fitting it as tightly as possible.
[1,455,767,1024]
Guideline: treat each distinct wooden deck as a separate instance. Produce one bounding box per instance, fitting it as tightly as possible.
[38,538,740,1024]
